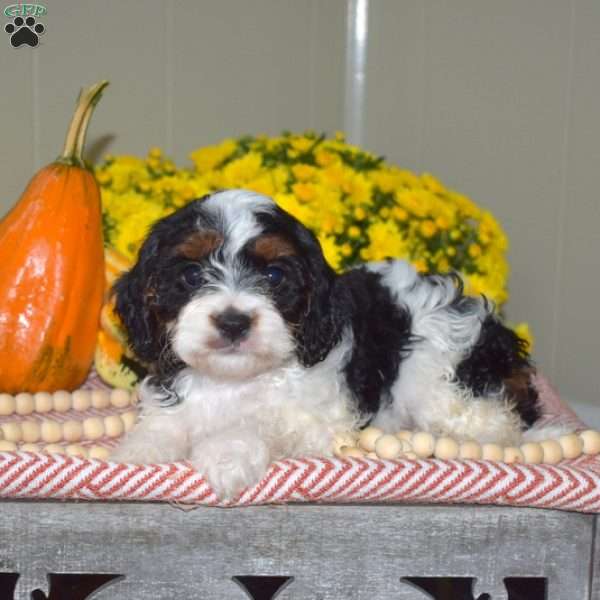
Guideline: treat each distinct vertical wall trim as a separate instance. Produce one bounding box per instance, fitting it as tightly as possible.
[416,1,427,172]
[550,0,576,378]
[308,0,317,129]
[164,0,174,155]
[343,0,369,145]
[32,49,40,169]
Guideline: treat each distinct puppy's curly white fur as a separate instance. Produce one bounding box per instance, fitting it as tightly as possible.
[111,189,560,498]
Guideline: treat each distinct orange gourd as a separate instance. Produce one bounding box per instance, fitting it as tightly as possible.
[0,81,109,392]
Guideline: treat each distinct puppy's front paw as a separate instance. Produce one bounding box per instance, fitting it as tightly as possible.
[191,434,270,500]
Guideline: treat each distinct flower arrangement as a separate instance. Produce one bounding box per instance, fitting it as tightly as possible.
[96,131,529,344]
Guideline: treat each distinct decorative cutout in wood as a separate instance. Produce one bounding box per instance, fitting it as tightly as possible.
[503,577,547,600]
[0,573,122,600]
[402,577,490,600]
[401,576,547,600]
[233,576,294,600]
[0,573,19,600]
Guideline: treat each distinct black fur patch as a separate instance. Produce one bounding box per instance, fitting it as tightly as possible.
[337,267,413,419]
[455,316,540,427]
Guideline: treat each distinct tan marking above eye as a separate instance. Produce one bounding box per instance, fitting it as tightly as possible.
[253,234,296,261]
[176,230,223,260]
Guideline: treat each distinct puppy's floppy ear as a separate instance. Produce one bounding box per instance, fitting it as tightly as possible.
[112,234,163,364]
[293,226,344,367]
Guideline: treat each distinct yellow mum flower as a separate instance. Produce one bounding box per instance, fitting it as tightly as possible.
[363,220,409,261]
[315,149,338,167]
[420,220,438,238]
[348,226,361,239]
[413,258,428,273]
[190,138,237,172]
[292,182,317,203]
[246,175,277,197]
[435,215,451,230]
[354,206,367,221]
[221,152,264,187]
[274,193,312,225]
[393,206,408,221]
[421,172,445,194]
[370,169,403,193]
[292,163,317,181]
[468,243,482,258]
[318,234,343,270]
[290,136,314,153]
[342,172,372,205]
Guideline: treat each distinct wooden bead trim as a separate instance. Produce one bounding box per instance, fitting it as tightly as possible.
[0,389,137,416]
[0,410,138,445]
[334,426,600,464]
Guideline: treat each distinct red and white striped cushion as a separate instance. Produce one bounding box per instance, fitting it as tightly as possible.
[0,373,598,512]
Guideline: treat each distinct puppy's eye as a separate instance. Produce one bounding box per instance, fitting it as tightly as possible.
[181,264,204,288]
[265,265,284,286]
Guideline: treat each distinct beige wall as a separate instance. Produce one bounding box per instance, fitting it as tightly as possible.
[1,1,598,416]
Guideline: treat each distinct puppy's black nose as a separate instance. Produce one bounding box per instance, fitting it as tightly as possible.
[213,308,252,342]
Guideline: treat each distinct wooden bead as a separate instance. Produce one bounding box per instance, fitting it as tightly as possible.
[20,443,40,453]
[21,421,41,443]
[82,417,105,440]
[558,433,584,460]
[521,442,544,464]
[53,390,71,413]
[404,451,418,460]
[65,444,88,458]
[579,430,600,455]
[0,440,17,451]
[104,415,125,438]
[40,421,62,443]
[540,440,563,464]
[43,444,65,455]
[1,422,22,442]
[332,432,357,454]
[0,393,16,416]
[34,392,53,413]
[375,434,403,459]
[365,452,379,459]
[90,389,111,410]
[339,446,365,458]
[396,430,413,442]
[411,432,435,458]
[358,426,383,452]
[481,443,504,461]
[110,388,131,408]
[459,440,482,460]
[88,446,110,461]
[434,436,460,460]
[503,447,524,463]
[15,393,34,415]
[121,410,138,432]
[63,420,83,442]
[71,390,91,412]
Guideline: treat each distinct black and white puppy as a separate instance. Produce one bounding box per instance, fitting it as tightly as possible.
[111,189,560,498]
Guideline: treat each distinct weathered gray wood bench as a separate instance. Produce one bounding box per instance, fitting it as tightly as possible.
[0,501,597,599]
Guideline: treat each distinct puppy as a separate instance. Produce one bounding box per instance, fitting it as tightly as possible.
[111,189,559,498]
